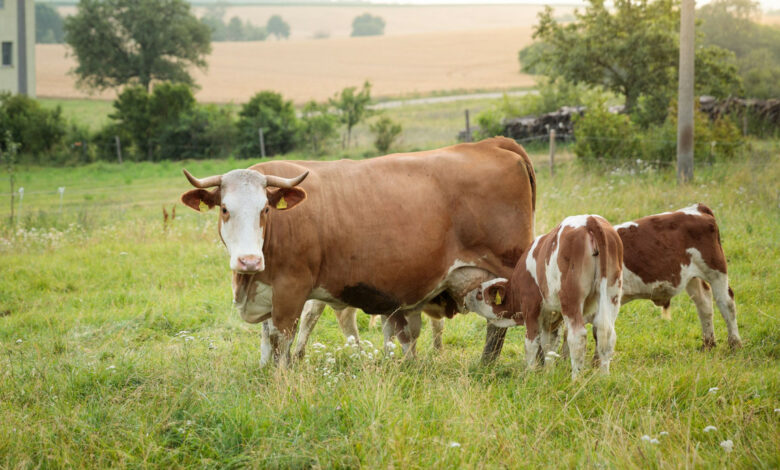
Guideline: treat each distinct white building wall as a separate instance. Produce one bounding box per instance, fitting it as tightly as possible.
[0,0,36,97]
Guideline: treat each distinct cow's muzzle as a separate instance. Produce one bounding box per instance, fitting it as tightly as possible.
[236,255,264,273]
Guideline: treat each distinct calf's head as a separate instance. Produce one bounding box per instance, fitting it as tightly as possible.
[180,168,308,273]
[465,278,521,325]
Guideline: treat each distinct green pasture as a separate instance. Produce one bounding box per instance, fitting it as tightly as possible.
[0,144,778,468]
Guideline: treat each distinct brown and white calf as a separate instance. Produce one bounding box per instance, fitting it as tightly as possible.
[616,203,742,349]
[467,215,623,378]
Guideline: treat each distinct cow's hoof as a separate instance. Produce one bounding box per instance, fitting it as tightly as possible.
[728,337,743,350]
[701,338,717,350]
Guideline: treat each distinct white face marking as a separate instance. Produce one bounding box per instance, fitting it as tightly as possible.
[614,221,639,230]
[220,170,269,272]
[464,278,517,327]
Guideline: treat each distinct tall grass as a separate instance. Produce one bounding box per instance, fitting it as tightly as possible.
[0,146,778,468]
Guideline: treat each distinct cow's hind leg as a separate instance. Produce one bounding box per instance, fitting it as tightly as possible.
[709,274,742,349]
[593,281,620,374]
[335,307,361,345]
[686,279,716,349]
[293,300,327,360]
[430,316,445,351]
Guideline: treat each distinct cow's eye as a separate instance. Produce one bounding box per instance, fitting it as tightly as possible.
[264,207,270,214]
[222,207,228,215]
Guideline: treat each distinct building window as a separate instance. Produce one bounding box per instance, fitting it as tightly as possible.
[0,0,4,8]
[1,42,11,66]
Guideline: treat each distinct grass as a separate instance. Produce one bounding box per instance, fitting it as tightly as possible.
[0,144,778,468]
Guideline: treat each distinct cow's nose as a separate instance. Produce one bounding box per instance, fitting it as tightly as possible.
[237,255,263,272]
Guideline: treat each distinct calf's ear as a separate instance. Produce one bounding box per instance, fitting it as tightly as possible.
[485,281,508,307]
[181,188,221,212]
[268,187,307,211]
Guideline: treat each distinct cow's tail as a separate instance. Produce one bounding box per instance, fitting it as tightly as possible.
[586,216,609,278]
[494,137,536,212]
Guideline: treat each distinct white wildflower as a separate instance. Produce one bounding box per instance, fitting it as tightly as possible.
[704,426,717,433]
[385,342,396,350]
[659,431,669,437]
[708,387,719,394]
[346,335,356,345]
[720,440,734,453]
[106,365,116,371]
[15,339,22,344]
[373,349,379,355]
[774,408,780,413]
[119,252,128,256]
[185,420,194,427]
[326,357,336,364]
[448,441,461,448]
[650,438,660,445]
[208,342,216,350]
[360,340,374,348]
[185,336,194,342]
[641,435,652,442]
[312,342,326,350]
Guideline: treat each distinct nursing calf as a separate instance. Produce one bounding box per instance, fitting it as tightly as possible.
[467,215,623,378]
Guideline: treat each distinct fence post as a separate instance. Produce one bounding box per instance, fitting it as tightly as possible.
[58,187,65,215]
[549,129,556,177]
[17,187,23,222]
[464,109,471,142]
[258,128,266,158]
[115,135,123,164]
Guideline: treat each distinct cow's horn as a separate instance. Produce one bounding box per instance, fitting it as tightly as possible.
[183,169,222,188]
[265,170,309,189]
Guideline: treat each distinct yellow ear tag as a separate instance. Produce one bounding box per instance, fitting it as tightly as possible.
[199,201,209,212]
[495,291,502,305]
[276,197,287,209]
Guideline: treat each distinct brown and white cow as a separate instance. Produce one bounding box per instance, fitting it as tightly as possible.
[467,215,624,378]
[615,203,742,349]
[180,137,536,367]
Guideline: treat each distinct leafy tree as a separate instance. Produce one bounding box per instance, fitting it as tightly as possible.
[698,0,780,98]
[267,15,290,40]
[525,0,741,119]
[64,0,211,92]
[36,3,65,44]
[370,116,402,153]
[351,13,385,37]
[299,101,338,156]
[237,91,299,157]
[330,81,373,149]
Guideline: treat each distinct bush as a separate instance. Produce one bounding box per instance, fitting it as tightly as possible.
[237,91,299,157]
[370,116,402,153]
[639,102,744,164]
[299,101,338,156]
[572,99,640,164]
[351,13,385,37]
[0,92,67,161]
[157,105,237,160]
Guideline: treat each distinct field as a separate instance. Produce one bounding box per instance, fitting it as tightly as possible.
[1,143,778,467]
[38,3,555,103]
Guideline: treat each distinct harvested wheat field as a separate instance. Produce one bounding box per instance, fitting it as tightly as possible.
[37,27,537,103]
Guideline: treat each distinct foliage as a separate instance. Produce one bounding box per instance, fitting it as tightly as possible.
[267,15,290,40]
[202,6,267,41]
[64,0,211,92]
[639,102,744,164]
[35,3,65,44]
[526,0,741,120]
[0,92,67,160]
[698,0,780,99]
[369,116,402,153]
[299,101,339,156]
[572,98,640,164]
[329,81,373,149]
[351,13,386,37]
[237,91,299,157]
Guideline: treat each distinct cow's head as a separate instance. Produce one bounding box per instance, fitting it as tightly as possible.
[465,278,521,326]
[180,168,309,273]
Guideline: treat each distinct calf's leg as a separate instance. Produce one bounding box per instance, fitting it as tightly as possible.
[686,278,716,349]
[430,316,445,350]
[710,274,742,349]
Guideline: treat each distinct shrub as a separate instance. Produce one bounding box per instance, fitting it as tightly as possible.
[299,101,338,156]
[572,99,640,164]
[0,92,67,162]
[351,13,385,37]
[370,116,402,153]
[237,91,299,157]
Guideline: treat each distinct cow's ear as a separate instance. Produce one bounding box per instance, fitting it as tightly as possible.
[267,187,307,211]
[485,281,508,307]
[181,188,220,212]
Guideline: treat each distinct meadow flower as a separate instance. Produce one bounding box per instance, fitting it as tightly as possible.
[106,365,116,371]
[704,426,717,433]
[386,342,396,350]
[720,440,734,452]
[448,441,461,448]
[208,342,216,350]
[185,336,195,342]
[641,435,652,442]
[708,387,719,394]
[15,339,22,344]
[346,335,356,345]
[650,438,659,444]
[659,431,669,437]
[312,342,326,350]
[326,357,336,364]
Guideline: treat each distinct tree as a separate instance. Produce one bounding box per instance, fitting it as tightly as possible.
[237,91,299,157]
[330,81,373,149]
[36,3,65,44]
[525,0,741,118]
[0,92,66,158]
[300,101,338,156]
[351,13,385,37]
[267,15,290,40]
[64,0,211,92]
[370,116,402,153]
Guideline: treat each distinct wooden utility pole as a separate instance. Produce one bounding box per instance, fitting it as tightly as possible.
[258,128,266,158]
[464,109,471,142]
[115,135,123,164]
[677,0,695,183]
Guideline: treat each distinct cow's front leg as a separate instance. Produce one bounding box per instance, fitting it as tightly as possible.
[270,279,310,369]
[262,320,293,368]
[293,300,327,360]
